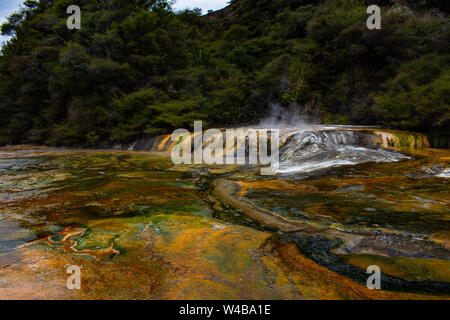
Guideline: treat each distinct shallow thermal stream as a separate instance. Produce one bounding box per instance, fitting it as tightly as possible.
[0,127,448,299]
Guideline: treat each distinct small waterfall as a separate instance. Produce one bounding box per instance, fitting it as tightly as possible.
[277,129,411,174]
[124,126,430,174]
[280,130,361,161]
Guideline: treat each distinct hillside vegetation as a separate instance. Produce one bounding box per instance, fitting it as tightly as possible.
[0,0,448,146]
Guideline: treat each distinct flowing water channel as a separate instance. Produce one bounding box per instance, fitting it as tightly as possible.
[0,127,448,299]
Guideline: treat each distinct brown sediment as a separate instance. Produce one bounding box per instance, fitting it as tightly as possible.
[15,227,119,260]
[53,227,120,260]
[214,179,320,233]
[236,180,314,197]
[212,175,450,260]
[372,130,430,150]
[341,254,450,282]
[1,147,448,300]
[270,239,448,300]
[0,145,51,151]
[157,135,172,152]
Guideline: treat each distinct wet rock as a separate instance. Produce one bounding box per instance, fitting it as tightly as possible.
[407,164,450,179]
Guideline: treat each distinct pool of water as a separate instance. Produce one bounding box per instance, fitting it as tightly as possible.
[0,146,448,299]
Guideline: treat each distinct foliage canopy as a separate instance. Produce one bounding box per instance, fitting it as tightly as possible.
[0,0,448,146]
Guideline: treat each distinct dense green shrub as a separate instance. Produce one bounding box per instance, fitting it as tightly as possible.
[0,0,448,146]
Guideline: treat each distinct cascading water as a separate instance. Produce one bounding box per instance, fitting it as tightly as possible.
[124,125,425,175]
[122,102,429,175]
[277,128,411,174]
